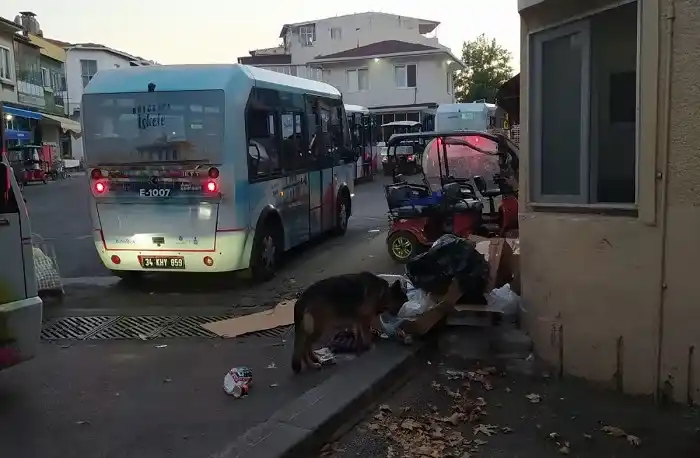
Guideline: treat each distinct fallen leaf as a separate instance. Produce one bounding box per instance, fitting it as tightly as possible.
[548,432,560,440]
[627,434,641,447]
[431,381,442,390]
[473,424,499,436]
[163,378,172,383]
[558,443,571,455]
[473,438,487,446]
[76,420,90,426]
[583,433,592,440]
[526,393,541,403]
[267,362,277,369]
[505,387,512,393]
[401,419,422,430]
[442,412,463,425]
[379,404,392,413]
[367,423,380,431]
[269,383,279,388]
[501,427,513,434]
[601,425,627,437]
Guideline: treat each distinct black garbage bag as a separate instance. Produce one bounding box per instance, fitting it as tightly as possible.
[405,234,488,303]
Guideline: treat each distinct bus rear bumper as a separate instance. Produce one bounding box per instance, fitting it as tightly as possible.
[94,229,255,273]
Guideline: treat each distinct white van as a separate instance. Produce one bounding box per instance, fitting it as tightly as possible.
[0,160,42,370]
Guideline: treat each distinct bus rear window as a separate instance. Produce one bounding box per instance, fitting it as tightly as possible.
[82,90,224,165]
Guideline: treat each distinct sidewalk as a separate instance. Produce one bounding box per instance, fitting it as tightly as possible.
[325,329,700,458]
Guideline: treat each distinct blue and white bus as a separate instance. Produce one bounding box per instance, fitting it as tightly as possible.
[435,103,507,133]
[82,64,356,281]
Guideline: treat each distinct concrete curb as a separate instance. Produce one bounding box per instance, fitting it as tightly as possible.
[209,342,425,458]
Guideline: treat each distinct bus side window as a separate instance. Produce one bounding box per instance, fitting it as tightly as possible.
[246,108,281,180]
[280,111,307,171]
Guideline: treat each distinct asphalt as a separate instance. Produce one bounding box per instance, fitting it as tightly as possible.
[2,175,419,458]
[324,329,700,458]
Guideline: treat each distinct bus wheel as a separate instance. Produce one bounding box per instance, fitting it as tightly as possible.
[333,193,351,236]
[250,222,281,281]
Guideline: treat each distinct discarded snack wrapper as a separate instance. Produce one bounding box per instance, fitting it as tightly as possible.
[313,347,336,365]
[223,366,253,398]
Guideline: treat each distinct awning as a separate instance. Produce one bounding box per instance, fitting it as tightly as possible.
[3,105,42,120]
[41,113,82,135]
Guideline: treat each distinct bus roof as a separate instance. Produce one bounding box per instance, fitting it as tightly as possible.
[437,103,497,113]
[83,64,342,99]
[344,104,370,114]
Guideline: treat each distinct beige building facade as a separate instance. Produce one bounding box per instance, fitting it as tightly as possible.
[518,0,700,404]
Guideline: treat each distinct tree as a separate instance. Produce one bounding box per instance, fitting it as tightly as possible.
[454,34,514,103]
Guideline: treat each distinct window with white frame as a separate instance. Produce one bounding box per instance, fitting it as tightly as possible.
[346,68,369,92]
[446,69,453,94]
[529,1,638,205]
[80,59,98,88]
[0,46,11,81]
[394,64,417,88]
[330,27,342,40]
[41,67,51,88]
[299,25,316,47]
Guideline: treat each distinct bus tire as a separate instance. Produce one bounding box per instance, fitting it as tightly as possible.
[333,190,351,236]
[250,219,282,282]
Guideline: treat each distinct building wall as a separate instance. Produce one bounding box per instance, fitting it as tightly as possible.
[286,13,443,66]
[517,0,700,403]
[0,31,18,103]
[321,54,453,109]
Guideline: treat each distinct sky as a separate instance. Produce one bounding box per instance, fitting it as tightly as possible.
[0,0,520,69]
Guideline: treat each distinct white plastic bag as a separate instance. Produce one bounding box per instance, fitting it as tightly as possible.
[486,284,520,316]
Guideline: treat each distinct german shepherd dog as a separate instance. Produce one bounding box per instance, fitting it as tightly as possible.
[292,272,407,373]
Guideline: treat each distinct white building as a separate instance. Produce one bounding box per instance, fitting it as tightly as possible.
[60,42,156,160]
[238,12,462,129]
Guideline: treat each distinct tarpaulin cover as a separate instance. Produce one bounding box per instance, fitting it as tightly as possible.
[405,234,488,303]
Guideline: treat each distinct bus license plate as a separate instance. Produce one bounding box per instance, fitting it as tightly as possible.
[140,256,185,269]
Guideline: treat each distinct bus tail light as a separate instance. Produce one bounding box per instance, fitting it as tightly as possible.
[203,256,214,266]
[205,180,218,193]
[91,168,103,180]
[94,181,106,194]
[110,255,121,265]
[208,167,220,179]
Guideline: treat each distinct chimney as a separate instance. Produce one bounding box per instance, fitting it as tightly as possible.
[17,12,42,37]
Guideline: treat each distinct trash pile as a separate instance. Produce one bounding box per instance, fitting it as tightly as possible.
[375,234,521,339]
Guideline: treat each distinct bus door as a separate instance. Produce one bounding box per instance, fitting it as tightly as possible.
[306,97,325,236]
[278,111,310,246]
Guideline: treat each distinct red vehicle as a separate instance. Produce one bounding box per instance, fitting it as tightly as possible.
[6,145,49,186]
[384,131,519,263]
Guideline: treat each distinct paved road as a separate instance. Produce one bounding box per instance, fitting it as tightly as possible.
[23,175,392,280]
[2,175,408,458]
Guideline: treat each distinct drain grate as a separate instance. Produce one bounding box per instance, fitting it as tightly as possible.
[88,316,177,340]
[41,314,294,341]
[158,315,234,338]
[41,316,117,340]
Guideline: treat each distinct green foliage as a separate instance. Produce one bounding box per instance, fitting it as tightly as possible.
[454,34,514,103]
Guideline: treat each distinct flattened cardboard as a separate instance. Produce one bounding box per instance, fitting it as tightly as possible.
[203,299,296,338]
